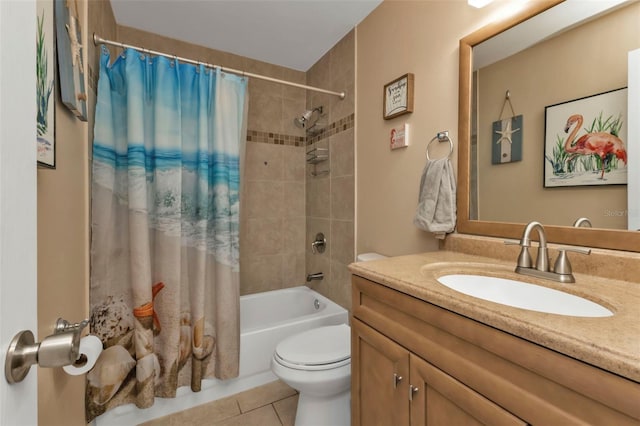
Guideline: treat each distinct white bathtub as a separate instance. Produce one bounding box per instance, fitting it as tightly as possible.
[96,286,348,425]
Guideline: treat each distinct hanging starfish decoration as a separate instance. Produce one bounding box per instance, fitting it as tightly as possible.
[495,119,521,145]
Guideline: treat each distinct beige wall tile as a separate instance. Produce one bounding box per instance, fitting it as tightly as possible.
[307,50,330,89]
[330,129,354,178]
[331,79,355,123]
[245,142,284,181]
[330,30,355,85]
[240,255,283,295]
[282,216,306,254]
[306,177,330,219]
[245,218,283,256]
[248,91,283,133]
[282,253,306,287]
[331,176,354,221]
[245,181,284,219]
[330,220,354,265]
[282,146,306,181]
[283,182,305,218]
[330,260,353,311]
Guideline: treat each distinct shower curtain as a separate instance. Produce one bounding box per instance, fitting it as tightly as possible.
[88,46,247,421]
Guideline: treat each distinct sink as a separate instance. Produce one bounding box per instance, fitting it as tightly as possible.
[437,274,613,317]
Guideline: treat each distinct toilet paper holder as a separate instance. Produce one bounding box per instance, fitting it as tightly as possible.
[4,317,89,384]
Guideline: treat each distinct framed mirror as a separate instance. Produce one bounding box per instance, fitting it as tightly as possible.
[457,0,640,252]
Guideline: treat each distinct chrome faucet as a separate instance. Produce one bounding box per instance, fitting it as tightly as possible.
[506,221,590,283]
[306,272,324,282]
[518,221,549,272]
[573,217,592,227]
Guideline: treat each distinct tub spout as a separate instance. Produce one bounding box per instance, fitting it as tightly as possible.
[306,272,324,282]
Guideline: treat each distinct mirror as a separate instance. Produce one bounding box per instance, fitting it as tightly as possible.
[457,0,640,252]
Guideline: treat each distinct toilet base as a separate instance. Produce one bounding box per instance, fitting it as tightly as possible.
[294,389,350,426]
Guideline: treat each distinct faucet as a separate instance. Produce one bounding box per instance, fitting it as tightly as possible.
[506,221,590,283]
[573,217,592,228]
[517,221,549,272]
[306,272,324,282]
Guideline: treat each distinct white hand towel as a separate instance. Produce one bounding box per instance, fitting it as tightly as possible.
[413,157,457,239]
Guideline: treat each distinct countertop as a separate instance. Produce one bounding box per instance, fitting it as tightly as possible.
[348,251,640,383]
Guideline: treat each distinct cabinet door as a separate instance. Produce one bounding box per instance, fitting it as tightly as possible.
[409,354,526,426]
[352,318,410,426]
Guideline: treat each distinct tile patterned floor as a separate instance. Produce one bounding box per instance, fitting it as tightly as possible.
[139,380,298,426]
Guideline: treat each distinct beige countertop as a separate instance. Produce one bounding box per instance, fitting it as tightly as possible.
[349,251,640,383]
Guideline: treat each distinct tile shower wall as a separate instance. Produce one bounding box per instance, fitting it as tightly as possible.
[111,27,355,301]
[305,31,356,310]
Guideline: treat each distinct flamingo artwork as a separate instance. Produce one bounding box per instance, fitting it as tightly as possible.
[563,114,627,179]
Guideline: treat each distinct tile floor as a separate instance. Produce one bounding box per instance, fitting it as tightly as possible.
[139,380,298,426]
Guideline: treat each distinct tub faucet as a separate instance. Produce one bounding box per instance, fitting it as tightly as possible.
[306,272,324,282]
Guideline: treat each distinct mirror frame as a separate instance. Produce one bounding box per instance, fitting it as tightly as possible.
[457,0,639,252]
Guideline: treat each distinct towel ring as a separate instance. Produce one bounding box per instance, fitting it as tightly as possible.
[426,131,454,161]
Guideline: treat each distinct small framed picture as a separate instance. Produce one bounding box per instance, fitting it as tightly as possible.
[383,73,414,120]
[36,0,56,168]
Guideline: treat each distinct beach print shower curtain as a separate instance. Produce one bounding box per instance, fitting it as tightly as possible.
[88,47,247,421]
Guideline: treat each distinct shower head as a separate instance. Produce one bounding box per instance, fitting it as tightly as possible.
[293,106,323,130]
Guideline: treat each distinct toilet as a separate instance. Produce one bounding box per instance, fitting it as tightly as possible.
[271,324,351,426]
[271,253,387,426]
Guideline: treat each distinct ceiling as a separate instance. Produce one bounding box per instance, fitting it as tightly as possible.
[110,0,383,72]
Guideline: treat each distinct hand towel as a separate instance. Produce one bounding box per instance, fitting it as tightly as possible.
[413,157,457,239]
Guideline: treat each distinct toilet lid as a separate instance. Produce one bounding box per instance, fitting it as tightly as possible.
[275,324,350,367]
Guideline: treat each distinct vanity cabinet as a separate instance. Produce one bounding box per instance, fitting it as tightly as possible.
[351,275,640,426]
[353,318,525,425]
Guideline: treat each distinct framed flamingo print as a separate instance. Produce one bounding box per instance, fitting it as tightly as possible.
[544,88,628,188]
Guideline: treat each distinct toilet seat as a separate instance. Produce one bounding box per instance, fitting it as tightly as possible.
[274,324,351,371]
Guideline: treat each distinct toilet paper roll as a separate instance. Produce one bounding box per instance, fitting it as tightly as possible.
[62,335,103,376]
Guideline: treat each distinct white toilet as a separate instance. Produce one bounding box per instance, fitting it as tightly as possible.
[271,323,352,426]
[271,253,387,425]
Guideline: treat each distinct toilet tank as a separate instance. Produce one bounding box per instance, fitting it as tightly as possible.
[356,253,387,262]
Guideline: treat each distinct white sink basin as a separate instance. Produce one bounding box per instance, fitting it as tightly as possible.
[437,274,613,317]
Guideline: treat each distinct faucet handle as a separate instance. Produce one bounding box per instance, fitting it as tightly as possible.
[504,239,533,268]
[554,247,591,275]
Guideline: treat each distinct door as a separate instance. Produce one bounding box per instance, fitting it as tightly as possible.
[352,318,410,426]
[0,0,39,424]
[409,355,526,426]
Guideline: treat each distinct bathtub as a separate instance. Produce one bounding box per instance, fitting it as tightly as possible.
[95,286,348,425]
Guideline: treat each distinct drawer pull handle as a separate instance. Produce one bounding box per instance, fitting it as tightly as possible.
[393,373,403,388]
[409,384,419,401]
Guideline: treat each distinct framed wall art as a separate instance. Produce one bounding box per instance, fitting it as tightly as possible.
[544,88,627,188]
[383,73,414,120]
[55,0,87,121]
[36,0,56,168]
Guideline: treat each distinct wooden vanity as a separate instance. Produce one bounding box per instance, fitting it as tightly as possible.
[349,253,640,425]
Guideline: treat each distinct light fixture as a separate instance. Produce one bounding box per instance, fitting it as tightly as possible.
[468,0,493,8]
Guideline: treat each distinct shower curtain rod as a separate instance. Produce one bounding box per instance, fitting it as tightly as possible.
[93,34,346,100]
